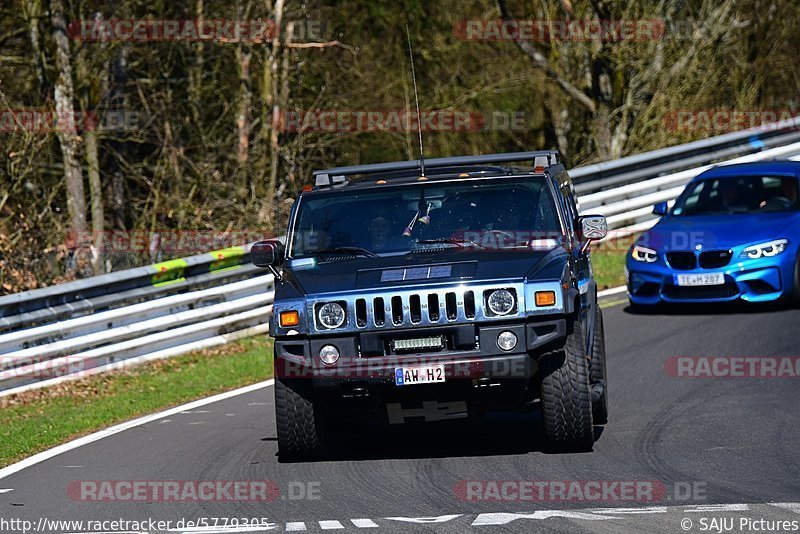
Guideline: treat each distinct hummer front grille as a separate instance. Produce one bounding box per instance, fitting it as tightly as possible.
[309,283,526,333]
[354,289,476,328]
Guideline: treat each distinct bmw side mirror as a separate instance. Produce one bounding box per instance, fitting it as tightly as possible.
[578,215,608,254]
[653,201,668,216]
[251,240,285,268]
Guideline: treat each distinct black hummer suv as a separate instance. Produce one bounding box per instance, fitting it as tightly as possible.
[252,151,609,459]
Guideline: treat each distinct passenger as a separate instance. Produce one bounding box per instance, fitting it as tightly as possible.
[781,178,798,205]
[715,180,742,210]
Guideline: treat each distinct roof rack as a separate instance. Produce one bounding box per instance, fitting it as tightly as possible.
[313,151,560,187]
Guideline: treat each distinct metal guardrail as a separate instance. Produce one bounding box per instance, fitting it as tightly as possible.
[1,116,799,396]
[571,117,800,192]
[580,138,800,235]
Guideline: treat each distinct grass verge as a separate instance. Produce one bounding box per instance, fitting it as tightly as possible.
[592,235,636,290]
[0,336,273,468]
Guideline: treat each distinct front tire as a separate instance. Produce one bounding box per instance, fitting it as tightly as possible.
[790,253,800,307]
[539,321,594,451]
[275,377,324,461]
[590,307,608,425]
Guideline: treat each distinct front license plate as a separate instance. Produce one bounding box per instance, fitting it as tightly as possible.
[675,273,725,286]
[395,365,445,386]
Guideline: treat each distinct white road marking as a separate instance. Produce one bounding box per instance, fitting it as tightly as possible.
[248,402,268,406]
[351,518,379,528]
[598,285,626,298]
[188,421,206,425]
[39,501,800,533]
[590,506,667,515]
[0,488,13,493]
[473,510,610,526]
[771,502,800,514]
[386,515,461,524]
[0,379,275,481]
[168,526,274,533]
[684,504,749,512]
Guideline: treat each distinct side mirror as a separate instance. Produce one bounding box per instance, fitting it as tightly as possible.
[578,215,608,254]
[652,201,668,216]
[251,240,285,268]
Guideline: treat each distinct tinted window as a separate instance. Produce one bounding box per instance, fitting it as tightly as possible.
[290,177,561,258]
[672,175,799,216]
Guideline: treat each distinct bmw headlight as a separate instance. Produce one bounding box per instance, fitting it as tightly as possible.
[317,302,346,329]
[739,239,788,259]
[631,245,658,263]
[487,289,515,316]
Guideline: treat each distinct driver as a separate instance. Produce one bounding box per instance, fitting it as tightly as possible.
[368,214,392,251]
[759,178,798,209]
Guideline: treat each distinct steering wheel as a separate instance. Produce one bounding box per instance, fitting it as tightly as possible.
[485,229,516,240]
[761,196,792,211]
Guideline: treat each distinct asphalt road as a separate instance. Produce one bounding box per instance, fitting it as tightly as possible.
[3,302,800,533]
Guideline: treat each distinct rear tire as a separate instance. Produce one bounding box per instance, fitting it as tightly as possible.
[540,321,595,452]
[590,307,608,425]
[275,377,324,461]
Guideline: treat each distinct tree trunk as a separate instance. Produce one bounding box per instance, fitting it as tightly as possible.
[108,47,129,232]
[189,0,205,132]
[24,0,49,98]
[85,128,105,274]
[236,44,252,166]
[50,0,88,243]
[258,0,285,227]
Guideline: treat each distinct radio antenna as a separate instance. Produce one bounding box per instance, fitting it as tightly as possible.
[406,24,426,178]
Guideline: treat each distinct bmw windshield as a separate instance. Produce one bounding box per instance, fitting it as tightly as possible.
[672,175,800,216]
[289,177,562,259]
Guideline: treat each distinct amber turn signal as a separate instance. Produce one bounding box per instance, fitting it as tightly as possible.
[279,310,300,327]
[535,291,556,307]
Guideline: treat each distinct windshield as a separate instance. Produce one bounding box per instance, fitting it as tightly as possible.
[289,177,562,259]
[672,175,800,216]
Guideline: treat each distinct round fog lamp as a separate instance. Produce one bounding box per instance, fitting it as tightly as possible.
[497,331,518,351]
[319,344,340,365]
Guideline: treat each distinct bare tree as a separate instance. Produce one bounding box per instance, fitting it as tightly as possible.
[258,0,286,226]
[50,0,88,240]
[236,0,254,166]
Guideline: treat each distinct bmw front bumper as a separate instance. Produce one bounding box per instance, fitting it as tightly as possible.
[626,252,796,305]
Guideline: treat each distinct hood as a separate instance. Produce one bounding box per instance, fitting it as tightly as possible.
[642,212,800,250]
[282,248,567,296]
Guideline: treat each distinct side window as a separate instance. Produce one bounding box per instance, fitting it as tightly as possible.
[556,175,577,237]
[567,190,579,223]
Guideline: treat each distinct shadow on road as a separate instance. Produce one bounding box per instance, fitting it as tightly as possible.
[623,301,791,316]
[271,411,605,463]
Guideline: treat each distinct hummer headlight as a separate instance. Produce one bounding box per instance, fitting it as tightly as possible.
[487,289,515,316]
[317,302,346,329]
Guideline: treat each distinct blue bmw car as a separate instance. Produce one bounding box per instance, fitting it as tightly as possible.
[626,161,800,306]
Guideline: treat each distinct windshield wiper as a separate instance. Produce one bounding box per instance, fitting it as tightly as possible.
[316,246,378,258]
[415,238,485,249]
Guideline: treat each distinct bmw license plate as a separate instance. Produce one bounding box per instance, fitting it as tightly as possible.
[674,273,725,286]
[395,365,445,386]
